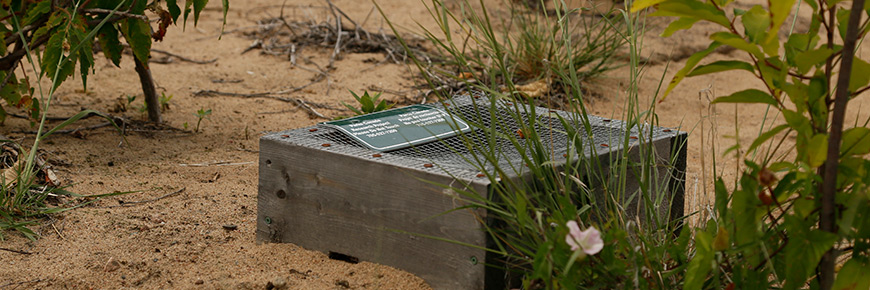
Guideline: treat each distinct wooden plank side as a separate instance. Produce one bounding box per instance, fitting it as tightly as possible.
[257,138,490,290]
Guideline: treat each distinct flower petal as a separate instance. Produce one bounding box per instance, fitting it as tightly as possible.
[579,227,603,255]
[565,232,580,251]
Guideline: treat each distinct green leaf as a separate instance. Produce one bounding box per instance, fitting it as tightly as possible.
[630,0,668,12]
[661,42,723,102]
[712,89,778,105]
[22,0,50,25]
[710,32,764,58]
[782,109,812,137]
[183,0,194,29]
[220,0,229,37]
[764,0,796,45]
[97,24,123,66]
[837,9,850,41]
[192,0,209,26]
[833,259,870,290]
[714,178,729,222]
[688,60,755,76]
[747,124,789,154]
[794,48,834,74]
[807,133,828,167]
[784,217,837,290]
[841,127,870,156]
[32,11,66,43]
[167,0,181,23]
[71,16,93,90]
[661,17,698,37]
[684,231,714,290]
[742,5,770,43]
[40,31,76,87]
[120,19,151,64]
[850,58,870,92]
[649,0,731,27]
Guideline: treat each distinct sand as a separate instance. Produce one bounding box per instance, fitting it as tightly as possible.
[1,0,868,289]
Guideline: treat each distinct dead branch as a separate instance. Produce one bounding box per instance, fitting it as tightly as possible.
[11,122,113,135]
[82,8,148,20]
[102,187,186,208]
[193,89,334,119]
[150,48,218,64]
[0,247,33,255]
[178,161,254,167]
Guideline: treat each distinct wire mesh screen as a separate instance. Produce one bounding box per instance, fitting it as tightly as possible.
[270,92,679,179]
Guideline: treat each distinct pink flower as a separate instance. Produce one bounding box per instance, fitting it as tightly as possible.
[565,220,603,255]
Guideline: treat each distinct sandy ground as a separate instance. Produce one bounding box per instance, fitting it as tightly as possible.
[1,0,868,289]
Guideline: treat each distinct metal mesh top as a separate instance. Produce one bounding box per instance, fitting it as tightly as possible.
[264,91,681,181]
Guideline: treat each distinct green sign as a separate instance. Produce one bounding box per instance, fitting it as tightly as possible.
[320,105,471,152]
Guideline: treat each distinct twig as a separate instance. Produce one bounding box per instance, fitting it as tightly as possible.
[0,247,32,255]
[83,8,148,20]
[150,48,217,64]
[326,0,342,70]
[178,161,254,167]
[0,279,42,288]
[102,187,186,208]
[279,0,299,37]
[12,122,113,134]
[7,111,101,121]
[193,89,334,119]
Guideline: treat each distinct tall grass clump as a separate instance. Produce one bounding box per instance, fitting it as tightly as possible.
[381,0,691,288]
[411,0,625,108]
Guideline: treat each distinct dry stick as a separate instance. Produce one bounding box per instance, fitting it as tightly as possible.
[150,48,217,64]
[7,111,102,121]
[12,122,113,134]
[279,0,299,37]
[326,0,342,69]
[82,8,147,20]
[820,0,865,289]
[102,187,186,208]
[0,247,32,255]
[193,90,330,119]
[0,279,42,288]
[178,161,254,167]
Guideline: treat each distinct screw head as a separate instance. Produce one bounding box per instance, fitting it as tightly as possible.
[470,256,478,265]
[264,217,272,224]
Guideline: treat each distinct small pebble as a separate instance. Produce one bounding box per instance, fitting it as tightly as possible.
[222,224,238,231]
[195,279,204,285]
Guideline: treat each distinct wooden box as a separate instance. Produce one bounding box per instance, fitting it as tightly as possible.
[256,94,686,289]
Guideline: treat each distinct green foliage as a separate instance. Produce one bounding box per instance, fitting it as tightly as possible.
[194,107,212,133]
[637,0,870,288]
[381,1,690,288]
[159,92,173,111]
[0,0,229,123]
[342,90,393,116]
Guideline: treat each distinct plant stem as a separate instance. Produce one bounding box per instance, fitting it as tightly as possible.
[134,56,162,123]
[819,0,865,289]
